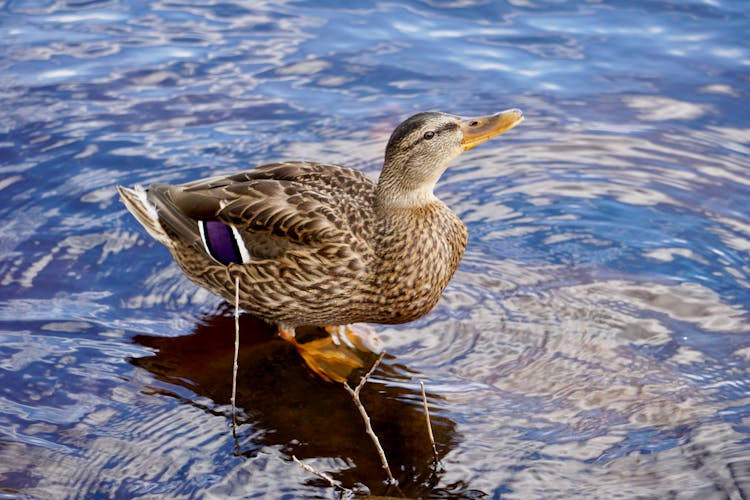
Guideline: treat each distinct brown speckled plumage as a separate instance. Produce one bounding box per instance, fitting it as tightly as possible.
[118,109,522,336]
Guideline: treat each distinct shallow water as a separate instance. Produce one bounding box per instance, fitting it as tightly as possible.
[2,0,750,498]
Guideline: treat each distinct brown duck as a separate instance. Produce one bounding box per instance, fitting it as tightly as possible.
[119,109,523,381]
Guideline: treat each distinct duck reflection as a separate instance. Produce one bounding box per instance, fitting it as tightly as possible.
[131,309,460,495]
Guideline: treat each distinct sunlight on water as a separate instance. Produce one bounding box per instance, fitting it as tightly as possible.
[1,0,749,497]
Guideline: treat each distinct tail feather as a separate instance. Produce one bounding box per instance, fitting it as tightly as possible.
[119,184,206,253]
[118,185,171,245]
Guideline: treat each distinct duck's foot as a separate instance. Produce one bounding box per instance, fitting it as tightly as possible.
[279,325,382,384]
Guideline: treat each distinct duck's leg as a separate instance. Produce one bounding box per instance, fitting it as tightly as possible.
[277,325,381,384]
[277,326,298,345]
[324,324,382,354]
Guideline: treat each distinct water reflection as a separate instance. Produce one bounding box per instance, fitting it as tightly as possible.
[131,311,470,497]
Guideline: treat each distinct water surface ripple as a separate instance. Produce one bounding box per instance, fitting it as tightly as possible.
[1,0,749,497]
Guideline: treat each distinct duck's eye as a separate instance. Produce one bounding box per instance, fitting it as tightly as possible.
[423,131,435,140]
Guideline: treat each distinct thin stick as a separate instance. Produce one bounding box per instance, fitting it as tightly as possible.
[420,380,439,466]
[343,352,395,484]
[292,455,348,492]
[231,276,241,447]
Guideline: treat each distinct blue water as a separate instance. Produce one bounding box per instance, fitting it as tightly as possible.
[2,0,749,497]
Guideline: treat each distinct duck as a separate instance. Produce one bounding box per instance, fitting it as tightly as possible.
[118,109,523,382]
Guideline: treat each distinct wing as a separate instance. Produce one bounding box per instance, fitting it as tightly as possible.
[149,162,378,269]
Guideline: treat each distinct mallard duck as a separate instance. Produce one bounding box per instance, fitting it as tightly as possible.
[119,109,523,381]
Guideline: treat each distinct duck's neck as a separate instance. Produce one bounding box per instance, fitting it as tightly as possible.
[375,169,441,211]
[375,185,439,210]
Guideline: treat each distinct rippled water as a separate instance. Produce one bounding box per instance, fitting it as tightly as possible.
[2,1,749,498]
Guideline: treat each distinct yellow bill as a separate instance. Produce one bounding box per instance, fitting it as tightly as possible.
[459,108,524,151]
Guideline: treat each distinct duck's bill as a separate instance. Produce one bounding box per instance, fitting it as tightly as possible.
[459,108,524,151]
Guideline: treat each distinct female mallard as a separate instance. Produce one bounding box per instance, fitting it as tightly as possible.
[119,109,523,381]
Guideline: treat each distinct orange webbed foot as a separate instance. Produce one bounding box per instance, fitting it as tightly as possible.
[278,325,382,383]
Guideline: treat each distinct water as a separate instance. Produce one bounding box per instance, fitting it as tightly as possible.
[1,0,749,497]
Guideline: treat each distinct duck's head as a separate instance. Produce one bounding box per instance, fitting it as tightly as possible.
[377,109,523,209]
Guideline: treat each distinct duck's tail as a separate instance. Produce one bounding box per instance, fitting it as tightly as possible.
[117,185,172,246]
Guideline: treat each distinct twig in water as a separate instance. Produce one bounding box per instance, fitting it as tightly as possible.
[343,352,396,485]
[231,276,241,452]
[420,380,440,467]
[292,455,350,493]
